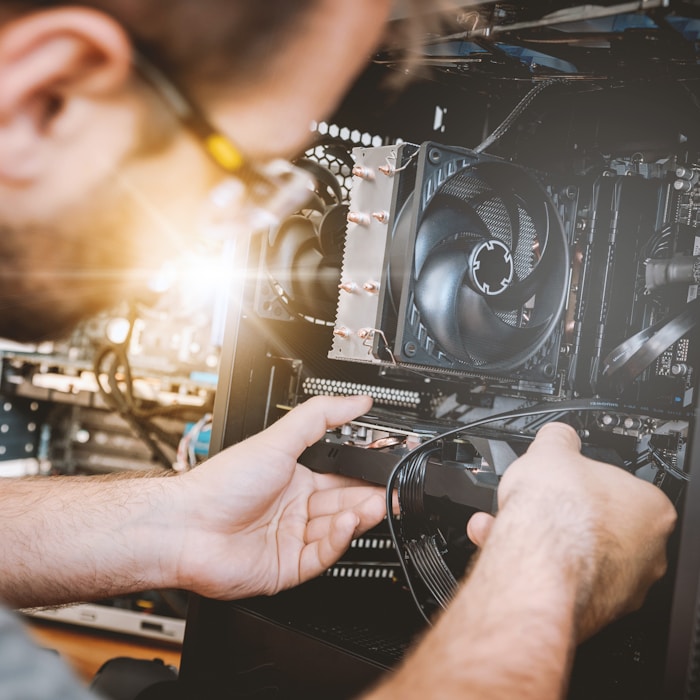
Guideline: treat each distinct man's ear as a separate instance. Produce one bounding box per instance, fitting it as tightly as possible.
[0,7,131,183]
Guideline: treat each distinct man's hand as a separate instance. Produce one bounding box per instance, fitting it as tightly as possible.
[0,394,383,608]
[467,422,677,641]
[171,395,386,600]
[366,423,677,700]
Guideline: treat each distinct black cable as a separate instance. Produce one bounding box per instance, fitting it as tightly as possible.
[398,446,460,607]
[399,447,434,519]
[101,350,175,468]
[405,538,456,609]
[601,297,700,389]
[474,79,569,154]
[115,349,197,421]
[93,343,185,468]
[651,447,691,483]
[387,450,434,625]
[385,397,639,624]
[419,536,456,603]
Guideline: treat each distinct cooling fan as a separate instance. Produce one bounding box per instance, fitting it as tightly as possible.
[386,144,570,380]
[256,143,352,324]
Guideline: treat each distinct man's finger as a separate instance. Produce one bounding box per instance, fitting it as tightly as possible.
[527,422,581,456]
[257,395,373,457]
[300,511,360,581]
[304,492,386,543]
[307,484,385,518]
[467,511,495,547]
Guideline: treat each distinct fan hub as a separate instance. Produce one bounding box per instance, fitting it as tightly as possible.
[468,239,514,296]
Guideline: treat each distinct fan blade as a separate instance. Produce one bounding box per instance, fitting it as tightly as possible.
[293,157,343,205]
[414,238,474,361]
[318,203,348,258]
[456,284,547,363]
[477,161,551,239]
[472,191,519,252]
[293,241,337,312]
[414,239,546,364]
[487,201,553,311]
[415,192,489,275]
[267,215,318,298]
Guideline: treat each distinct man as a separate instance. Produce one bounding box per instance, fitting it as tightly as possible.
[0,1,677,698]
[0,0,397,340]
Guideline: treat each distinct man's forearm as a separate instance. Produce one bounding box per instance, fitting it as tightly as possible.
[0,472,182,608]
[365,501,581,700]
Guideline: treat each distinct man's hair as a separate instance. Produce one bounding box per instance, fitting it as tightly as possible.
[7,1,463,91]
[6,0,321,92]
[0,0,459,342]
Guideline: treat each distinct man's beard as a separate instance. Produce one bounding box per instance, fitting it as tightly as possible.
[0,177,183,343]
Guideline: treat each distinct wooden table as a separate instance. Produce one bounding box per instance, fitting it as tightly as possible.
[25,618,182,684]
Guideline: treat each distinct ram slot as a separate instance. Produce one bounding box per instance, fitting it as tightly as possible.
[589,178,624,390]
[568,177,601,392]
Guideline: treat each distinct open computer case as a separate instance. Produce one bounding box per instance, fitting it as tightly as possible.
[178,2,700,698]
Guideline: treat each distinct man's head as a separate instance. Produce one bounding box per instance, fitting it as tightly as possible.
[0,0,395,341]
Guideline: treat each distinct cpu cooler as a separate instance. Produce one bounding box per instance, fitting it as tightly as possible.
[330,142,571,384]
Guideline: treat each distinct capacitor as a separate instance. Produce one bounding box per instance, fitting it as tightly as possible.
[671,363,689,377]
[673,178,694,193]
[676,165,698,181]
[600,413,620,428]
[623,417,642,431]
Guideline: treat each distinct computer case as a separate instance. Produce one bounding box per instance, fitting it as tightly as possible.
[179,3,700,697]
